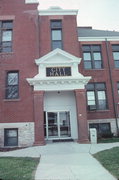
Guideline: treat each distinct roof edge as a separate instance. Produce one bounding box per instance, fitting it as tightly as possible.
[78,36,119,41]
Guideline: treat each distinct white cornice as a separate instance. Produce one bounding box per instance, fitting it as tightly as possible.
[27,77,91,91]
[78,36,119,42]
[39,7,78,16]
[27,77,91,85]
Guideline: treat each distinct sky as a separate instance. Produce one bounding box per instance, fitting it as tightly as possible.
[38,0,119,31]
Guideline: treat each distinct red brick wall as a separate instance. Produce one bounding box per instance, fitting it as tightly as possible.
[0,0,38,123]
[1,1,119,126]
[79,40,119,121]
[39,15,79,57]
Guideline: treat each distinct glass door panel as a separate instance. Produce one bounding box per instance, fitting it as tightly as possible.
[59,111,71,137]
[47,112,58,137]
[44,112,46,137]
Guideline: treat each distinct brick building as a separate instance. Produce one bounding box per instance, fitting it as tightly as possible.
[0,0,119,147]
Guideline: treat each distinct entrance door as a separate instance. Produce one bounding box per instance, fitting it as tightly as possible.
[45,111,71,139]
[47,112,58,137]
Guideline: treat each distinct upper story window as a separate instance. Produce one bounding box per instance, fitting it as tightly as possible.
[51,20,63,50]
[112,45,119,68]
[0,20,13,53]
[82,45,103,69]
[117,82,119,95]
[86,82,108,111]
[6,71,19,99]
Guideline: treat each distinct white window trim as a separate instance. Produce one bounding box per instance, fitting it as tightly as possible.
[25,0,39,4]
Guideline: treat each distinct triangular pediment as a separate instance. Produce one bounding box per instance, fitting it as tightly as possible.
[27,48,91,91]
[35,48,81,65]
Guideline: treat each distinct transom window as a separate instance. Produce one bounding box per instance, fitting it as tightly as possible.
[4,129,18,146]
[112,45,119,68]
[82,45,103,69]
[0,20,13,53]
[86,83,108,110]
[51,20,63,50]
[6,71,19,99]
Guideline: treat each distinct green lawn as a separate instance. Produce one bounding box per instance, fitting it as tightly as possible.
[0,157,40,180]
[98,137,119,143]
[94,147,119,179]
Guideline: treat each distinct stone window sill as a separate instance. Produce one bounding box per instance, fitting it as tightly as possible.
[4,99,21,102]
[88,109,110,113]
[0,52,13,55]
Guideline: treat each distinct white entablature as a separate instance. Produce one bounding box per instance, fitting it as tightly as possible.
[27,48,91,91]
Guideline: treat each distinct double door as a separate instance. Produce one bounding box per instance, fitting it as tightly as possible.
[44,111,71,139]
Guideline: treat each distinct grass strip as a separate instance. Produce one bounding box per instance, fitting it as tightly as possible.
[0,157,39,180]
[98,137,119,143]
[94,147,119,179]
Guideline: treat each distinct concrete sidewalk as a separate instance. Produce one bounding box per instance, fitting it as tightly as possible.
[35,153,116,180]
[0,142,119,180]
[35,143,118,180]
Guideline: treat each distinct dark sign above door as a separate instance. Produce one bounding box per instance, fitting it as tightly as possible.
[46,67,71,77]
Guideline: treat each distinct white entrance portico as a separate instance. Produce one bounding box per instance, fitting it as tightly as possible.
[44,91,77,140]
[27,48,91,144]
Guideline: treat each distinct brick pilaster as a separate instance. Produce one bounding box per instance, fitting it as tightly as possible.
[33,91,45,145]
[75,89,89,143]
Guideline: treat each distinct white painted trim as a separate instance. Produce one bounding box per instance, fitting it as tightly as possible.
[27,77,91,91]
[25,0,39,4]
[27,48,91,91]
[27,77,91,85]
[35,48,81,65]
[39,7,78,16]
[45,110,71,140]
[78,36,119,41]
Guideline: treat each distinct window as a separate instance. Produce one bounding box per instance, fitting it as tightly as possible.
[82,45,103,69]
[86,83,108,110]
[4,129,18,146]
[117,82,119,95]
[6,71,19,99]
[51,20,63,50]
[0,20,13,53]
[112,45,119,68]
[89,123,111,137]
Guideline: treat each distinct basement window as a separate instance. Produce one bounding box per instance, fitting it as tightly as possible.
[4,129,18,146]
[89,123,111,137]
